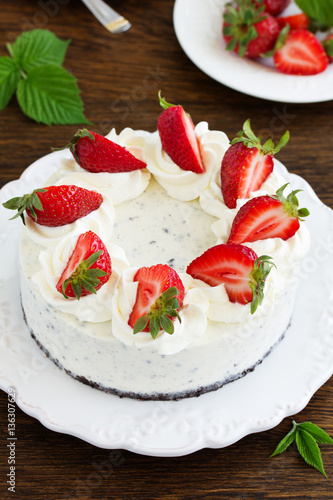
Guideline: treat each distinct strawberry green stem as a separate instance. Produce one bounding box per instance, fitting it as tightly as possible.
[158,90,176,110]
[133,286,182,339]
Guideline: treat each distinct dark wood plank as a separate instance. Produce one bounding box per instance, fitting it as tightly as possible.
[1,1,332,498]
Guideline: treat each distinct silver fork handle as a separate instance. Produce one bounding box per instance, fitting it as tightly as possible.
[81,0,131,33]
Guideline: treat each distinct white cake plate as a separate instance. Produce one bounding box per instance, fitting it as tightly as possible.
[0,150,333,457]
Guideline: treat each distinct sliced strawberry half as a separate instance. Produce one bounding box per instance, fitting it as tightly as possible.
[221,119,289,209]
[54,129,147,173]
[157,92,205,174]
[187,244,274,314]
[227,184,310,244]
[273,29,329,75]
[56,231,112,299]
[128,264,185,339]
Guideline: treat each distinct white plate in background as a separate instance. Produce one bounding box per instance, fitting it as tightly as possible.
[173,0,333,103]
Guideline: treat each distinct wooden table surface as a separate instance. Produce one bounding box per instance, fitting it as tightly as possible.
[1,1,333,498]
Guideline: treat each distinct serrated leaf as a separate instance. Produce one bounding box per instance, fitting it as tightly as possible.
[149,316,161,339]
[162,286,179,301]
[270,422,297,457]
[273,130,290,154]
[297,422,333,444]
[160,315,174,334]
[11,29,70,72]
[133,315,149,335]
[16,64,91,126]
[295,0,333,28]
[295,429,327,477]
[0,56,20,110]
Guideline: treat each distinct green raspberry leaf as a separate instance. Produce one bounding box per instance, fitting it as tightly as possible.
[271,420,332,476]
[16,64,91,126]
[297,422,333,445]
[295,429,327,477]
[295,0,333,28]
[270,421,297,457]
[0,56,20,110]
[11,29,70,72]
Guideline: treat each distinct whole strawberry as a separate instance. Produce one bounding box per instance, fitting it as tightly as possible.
[157,92,205,174]
[322,34,333,63]
[56,231,112,300]
[3,185,103,226]
[220,119,289,209]
[187,243,275,314]
[261,0,290,16]
[277,13,310,31]
[223,2,280,58]
[128,264,185,339]
[227,184,310,244]
[55,129,147,173]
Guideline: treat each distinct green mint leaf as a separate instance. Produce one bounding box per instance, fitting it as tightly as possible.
[0,56,20,110]
[16,64,91,126]
[295,0,333,28]
[297,422,333,445]
[270,421,297,457]
[11,29,70,72]
[295,429,327,477]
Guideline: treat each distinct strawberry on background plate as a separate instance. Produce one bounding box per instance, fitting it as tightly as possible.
[227,183,310,244]
[128,264,185,339]
[277,13,310,31]
[273,29,329,75]
[322,34,333,63]
[261,0,290,17]
[186,243,275,314]
[157,91,205,174]
[55,129,147,173]
[223,1,281,58]
[56,231,112,300]
[220,119,289,209]
[3,184,103,227]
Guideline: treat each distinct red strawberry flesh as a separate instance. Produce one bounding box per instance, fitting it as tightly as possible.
[262,0,290,16]
[128,264,185,333]
[228,196,300,244]
[157,105,205,174]
[3,185,103,227]
[187,244,257,304]
[221,144,274,209]
[56,231,111,299]
[277,13,310,31]
[187,244,274,313]
[55,129,147,173]
[274,30,329,76]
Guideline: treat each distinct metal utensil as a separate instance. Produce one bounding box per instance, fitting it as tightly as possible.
[81,0,131,34]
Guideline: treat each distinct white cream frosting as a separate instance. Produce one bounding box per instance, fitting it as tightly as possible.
[145,122,229,201]
[32,233,129,322]
[111,268,207,355]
